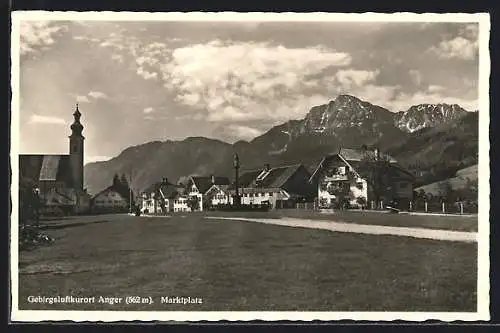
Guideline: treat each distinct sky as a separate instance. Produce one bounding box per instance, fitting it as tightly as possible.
[15,15,481,164]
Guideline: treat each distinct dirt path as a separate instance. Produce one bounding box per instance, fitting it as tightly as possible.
[206,217,477,243]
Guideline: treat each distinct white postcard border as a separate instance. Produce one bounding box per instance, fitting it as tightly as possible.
[10,11,491,322]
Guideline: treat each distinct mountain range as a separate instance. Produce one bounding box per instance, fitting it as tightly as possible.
[84,95,478,195]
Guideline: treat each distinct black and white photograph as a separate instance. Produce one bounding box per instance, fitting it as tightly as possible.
[10,12,490,322]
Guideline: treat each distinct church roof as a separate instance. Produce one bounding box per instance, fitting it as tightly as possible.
[19,154,73,185]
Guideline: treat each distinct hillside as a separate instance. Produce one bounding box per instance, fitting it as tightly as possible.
[84,138,235,195]
[387,111,478,186]
[415,164,478,195]
[84,95,478,195]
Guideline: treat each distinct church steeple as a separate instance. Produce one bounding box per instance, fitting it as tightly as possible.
[70,103,84,138]
[69,103,85,191]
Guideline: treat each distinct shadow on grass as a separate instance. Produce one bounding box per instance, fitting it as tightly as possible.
[38,219,111,231]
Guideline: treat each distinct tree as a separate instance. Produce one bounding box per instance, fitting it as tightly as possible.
[120,174,129,188]
[19,177,38,227]
[438,181,454,202]
[187,195,200,211]
[112,173,120,187]
[356,151,393,207]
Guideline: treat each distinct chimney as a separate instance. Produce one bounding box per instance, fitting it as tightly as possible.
[264,163,270,171]
[162,177,168,184]
[211,175,215,184]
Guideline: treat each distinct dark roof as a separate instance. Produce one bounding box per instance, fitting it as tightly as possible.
[309,148,399,182]
[233,164,302,190]
[339,148,398,163]
[143,181,179,199]
[158,183,179,199]
[236,170,262,187]
[309,152,415,184]
[92,184,132,203]
[191,176,230,194]
[19,154,73,185]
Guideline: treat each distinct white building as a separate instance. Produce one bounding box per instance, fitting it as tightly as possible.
[309,147,415,209]
[141,178,178,214]
[230,164,315,209]
[185,175,230,211]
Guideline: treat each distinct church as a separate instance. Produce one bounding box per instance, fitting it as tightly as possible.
[19,104,91,214]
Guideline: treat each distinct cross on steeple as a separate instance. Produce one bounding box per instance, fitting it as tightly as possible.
[70,102,84,137]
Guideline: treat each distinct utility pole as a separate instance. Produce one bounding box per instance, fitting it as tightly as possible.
[129,167,133,213]
[233,153,241,208]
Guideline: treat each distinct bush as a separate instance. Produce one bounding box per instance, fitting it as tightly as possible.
[19,224,54,252]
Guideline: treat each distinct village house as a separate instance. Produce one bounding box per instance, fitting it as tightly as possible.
[19,104,91,214]
[141,178,179,214]
[229,163,316,209]
[91,182,134,213]
[309,147,415,210]
[173,196,190,212]
[185,175,230,211]
[204,183,231,207]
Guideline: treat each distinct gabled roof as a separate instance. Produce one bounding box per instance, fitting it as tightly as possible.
[191,176,230,193]
[308,148,415,183]
[19,154,72,185]
[158,183,179,199]
[236,170,262,187]
[233,164,303,190]
[258,164,302,188]
[92,184,130,202]
[143,181,179,200]
[309,148,398,182]
[339,148,398,163]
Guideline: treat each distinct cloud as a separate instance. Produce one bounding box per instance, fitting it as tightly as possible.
[430,37,478,60]
[387,91,477,112]
[143,107,154,113]
[427,85,445,93]
[225,125,263,141]
[28,114,65,125]
[76,95,90,103]
[137,67,158,80]
[85,155,111,164]
[409,69,423,86]
[111,54,124,63]
[73,35,100,43]
[335,69,379,87]
[429,25,479,61]
[151,40,352,122]
[88,91,108,99]
[74,91,108,103]
[20,21,67,55]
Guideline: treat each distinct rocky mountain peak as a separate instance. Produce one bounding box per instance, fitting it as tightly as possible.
[395,103,468,133]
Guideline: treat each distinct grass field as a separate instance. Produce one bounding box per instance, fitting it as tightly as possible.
[18,213,477,312]
[206,209,478,232]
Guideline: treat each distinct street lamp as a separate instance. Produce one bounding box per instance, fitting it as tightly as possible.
[33,187,40,227]
[233,153,241,207]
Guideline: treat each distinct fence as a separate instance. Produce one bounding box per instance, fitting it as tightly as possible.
[295,199,477,215]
